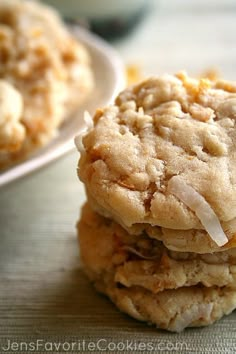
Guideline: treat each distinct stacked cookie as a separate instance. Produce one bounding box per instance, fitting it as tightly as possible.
[76,72,236,332]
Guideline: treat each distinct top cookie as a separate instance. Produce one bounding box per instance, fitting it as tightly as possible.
[78,73,236,239]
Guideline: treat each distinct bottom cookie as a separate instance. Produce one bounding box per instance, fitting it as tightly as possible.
[78,203,236,332]
[102,284,236,332]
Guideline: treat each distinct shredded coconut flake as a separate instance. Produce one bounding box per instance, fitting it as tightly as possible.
[74,111,93,153]
[122,246,160,260]
[168,176,228,247]
[84,110,93,129]
[74,130,86,153]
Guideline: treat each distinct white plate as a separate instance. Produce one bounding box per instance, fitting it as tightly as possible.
[0,27,125,188]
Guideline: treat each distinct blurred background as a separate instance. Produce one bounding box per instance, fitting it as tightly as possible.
[43,0,236,79]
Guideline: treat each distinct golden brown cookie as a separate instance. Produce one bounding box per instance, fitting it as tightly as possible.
[77,73,236,249]
[0,0,93,169]
[0,80,24,152]
[77,203,236,331]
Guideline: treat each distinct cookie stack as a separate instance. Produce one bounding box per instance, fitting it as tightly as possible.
[76,73,236,332]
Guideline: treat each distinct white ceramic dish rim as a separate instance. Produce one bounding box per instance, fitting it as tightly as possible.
[0,27,126,188]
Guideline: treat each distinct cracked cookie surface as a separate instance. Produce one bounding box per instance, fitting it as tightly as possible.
[79,73,236,234]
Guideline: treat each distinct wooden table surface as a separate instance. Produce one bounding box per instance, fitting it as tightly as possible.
[0,1,236,353]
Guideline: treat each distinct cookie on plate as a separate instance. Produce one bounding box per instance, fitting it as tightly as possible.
[0,0,93,169]
[0,80,24,152]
